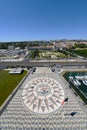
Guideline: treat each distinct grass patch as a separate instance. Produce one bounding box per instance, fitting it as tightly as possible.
[39,50,67,59]
[0,70,27,106]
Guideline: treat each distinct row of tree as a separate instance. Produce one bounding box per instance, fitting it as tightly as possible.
[0,41,51,49]
[30,49,39,59]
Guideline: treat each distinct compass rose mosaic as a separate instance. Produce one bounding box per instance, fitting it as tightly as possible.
[22,77,64,114]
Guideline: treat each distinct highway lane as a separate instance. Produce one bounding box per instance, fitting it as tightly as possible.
[0,59,87,67]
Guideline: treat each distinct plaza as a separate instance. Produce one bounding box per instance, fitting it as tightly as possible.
[0,67,87,130]
[22,76,64,115]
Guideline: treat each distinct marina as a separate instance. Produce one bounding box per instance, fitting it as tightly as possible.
[63,71,87,104]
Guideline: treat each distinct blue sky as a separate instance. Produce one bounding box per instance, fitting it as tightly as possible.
[0,0,87,41]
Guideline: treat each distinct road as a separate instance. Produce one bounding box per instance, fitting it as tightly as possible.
[0,59,87,67]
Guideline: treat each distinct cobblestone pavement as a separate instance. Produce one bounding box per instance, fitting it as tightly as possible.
[0,67,87,130]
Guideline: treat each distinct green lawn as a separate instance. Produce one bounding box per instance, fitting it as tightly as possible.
[0,70,27,106]
[39,50,67,59]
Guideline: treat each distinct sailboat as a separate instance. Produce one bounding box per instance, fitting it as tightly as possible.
[82,73,87,86]
[69,72,81,86]
[73,78,81,86]
[75,72,83,80]
[82,79,87,86]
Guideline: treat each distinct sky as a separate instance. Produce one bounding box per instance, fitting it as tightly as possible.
[0,0,87,41]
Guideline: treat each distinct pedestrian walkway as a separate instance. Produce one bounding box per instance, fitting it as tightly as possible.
[0,67,87,130]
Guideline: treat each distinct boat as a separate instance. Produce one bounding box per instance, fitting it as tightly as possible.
[69,76,81,86]
[72,79,81,86]
[83,75,87,79]
[75,72,84,80]
[69,72,81,86]
[75,75,84,80]
[69,76,73,80]
[75,79,81,86]
[82,79,87,86]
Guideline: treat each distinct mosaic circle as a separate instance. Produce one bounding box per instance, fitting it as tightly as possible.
[22,77,64,114]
